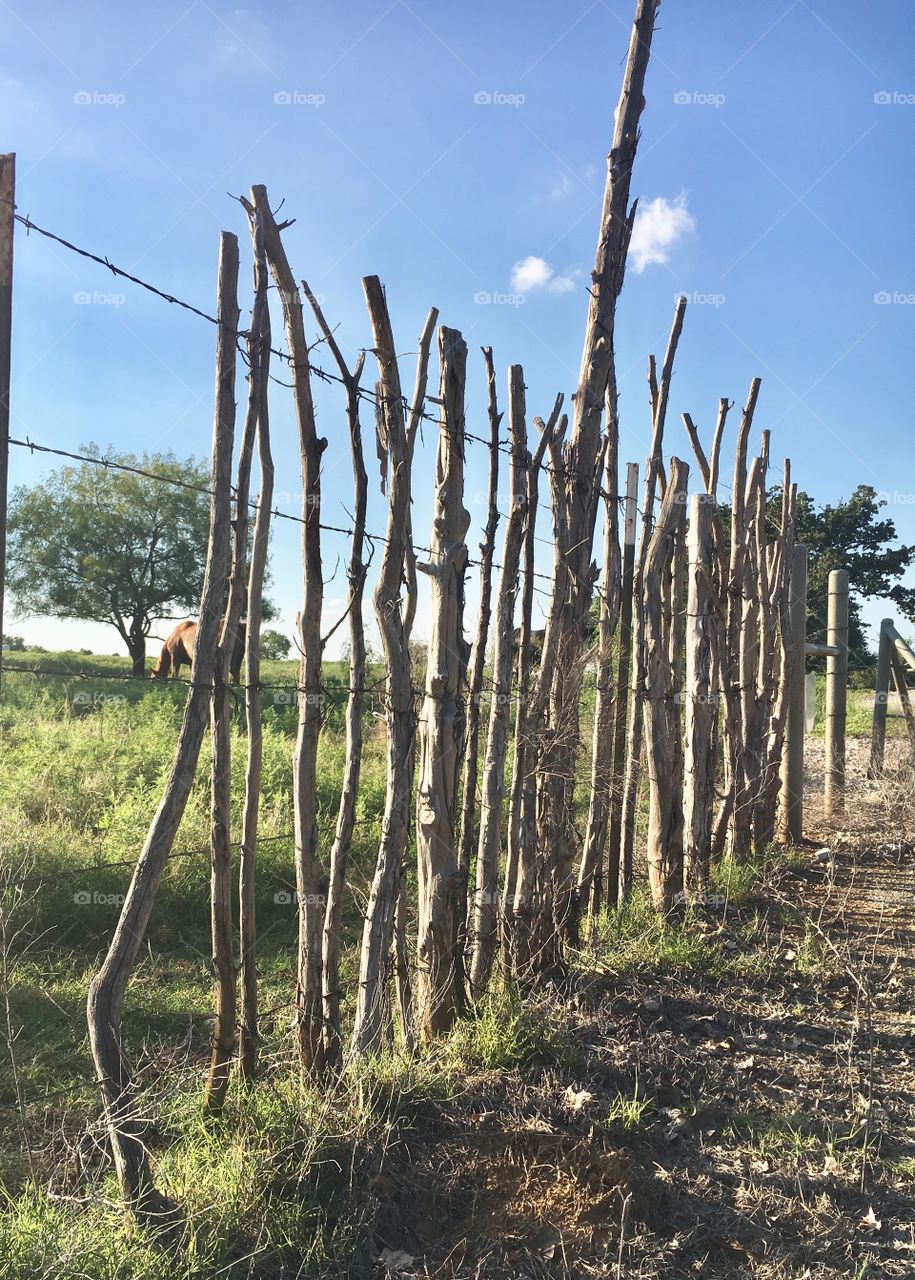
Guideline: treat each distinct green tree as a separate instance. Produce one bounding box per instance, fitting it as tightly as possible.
[768,485,915,665]
[8,445,228,674]
[260,628,291,660]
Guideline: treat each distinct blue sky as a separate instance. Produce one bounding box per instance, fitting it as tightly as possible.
[3,0,914,657]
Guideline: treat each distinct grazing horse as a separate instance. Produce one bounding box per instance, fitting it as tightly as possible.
[150,620,246,682]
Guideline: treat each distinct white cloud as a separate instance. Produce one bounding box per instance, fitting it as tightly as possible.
[511,255,580,295]
[628,193,696,272]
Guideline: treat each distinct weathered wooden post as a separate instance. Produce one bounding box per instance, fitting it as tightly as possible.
[0,154,14,693]
[606,461,638,908]
[869,618,893,779]
[414,325,470,1039]
[823,568,848,819]
[779,544,807,843]
[642,457,689,913]
[683,493,715,894]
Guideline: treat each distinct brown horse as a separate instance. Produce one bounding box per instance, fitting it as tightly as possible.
[150,620,246,682]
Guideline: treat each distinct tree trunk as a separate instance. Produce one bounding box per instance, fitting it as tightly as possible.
[86,230,237,1220]
[127,624,146,677]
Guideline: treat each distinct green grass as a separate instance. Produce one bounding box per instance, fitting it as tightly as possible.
[0,648,862,1278]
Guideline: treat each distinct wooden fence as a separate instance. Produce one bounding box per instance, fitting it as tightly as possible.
[0,0,852,1225]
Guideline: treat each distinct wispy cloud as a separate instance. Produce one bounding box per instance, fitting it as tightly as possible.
[629,193,696,272]
[511,255,580,295]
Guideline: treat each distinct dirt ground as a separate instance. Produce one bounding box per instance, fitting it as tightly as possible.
[365,739,915,1279]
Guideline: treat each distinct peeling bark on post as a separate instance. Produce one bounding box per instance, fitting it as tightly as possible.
[253,186,326,1073]
[470,365,528,998]
[415,326,470,1038]
[302,283,367,1073]
[351,278,416,1058]
[642,457,689,914]
[238,205,272,1082]
[86,231,238,1220]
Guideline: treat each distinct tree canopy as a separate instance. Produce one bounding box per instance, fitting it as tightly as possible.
[768,484,915,664]
[7,445,268,673]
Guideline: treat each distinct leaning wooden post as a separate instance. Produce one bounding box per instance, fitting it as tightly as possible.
[823,568,848,819]
[683,494,715,895]
[86,231,238,1220]
[869,618,893,779]
[0,155,13,694]
[890,649,915,769]
[779,544,807,843]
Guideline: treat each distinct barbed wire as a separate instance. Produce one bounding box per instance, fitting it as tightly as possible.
[6,434,561,585]
[4,199,636,494]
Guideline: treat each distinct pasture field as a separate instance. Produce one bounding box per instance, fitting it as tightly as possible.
[0,653,913,1278]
